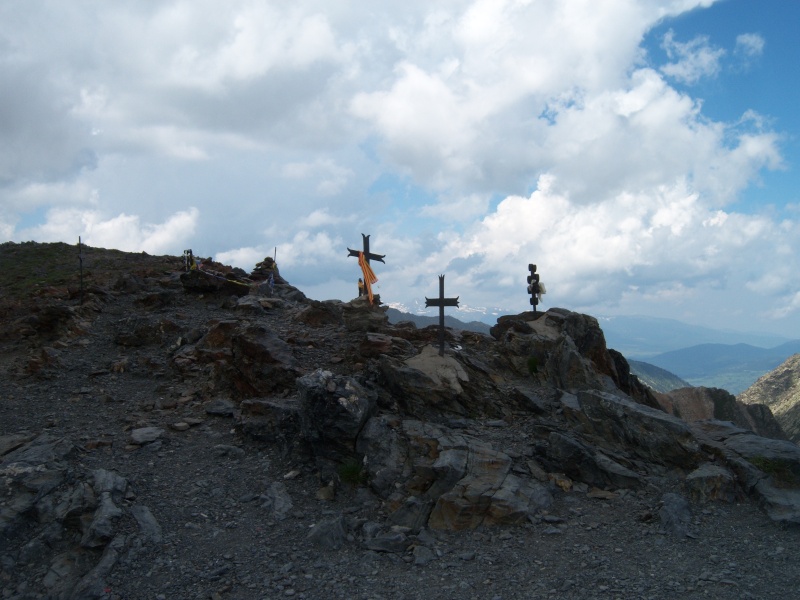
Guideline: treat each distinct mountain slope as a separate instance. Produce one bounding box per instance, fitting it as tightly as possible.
[739,354,800,443]
[628,360,691,393]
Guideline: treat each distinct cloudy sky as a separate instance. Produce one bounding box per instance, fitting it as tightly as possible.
[2,0,799,335]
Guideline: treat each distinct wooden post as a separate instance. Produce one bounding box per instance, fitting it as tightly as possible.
[78,236,84,305]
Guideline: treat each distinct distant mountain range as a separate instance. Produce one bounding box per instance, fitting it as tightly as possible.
[386,308,492,335]
[642,341,800,395]
[598,315,792,358]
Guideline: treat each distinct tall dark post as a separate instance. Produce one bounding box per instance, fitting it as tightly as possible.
[78,236,84,306]
[527,263,540,313]
[183,249,194,272]
[347,233,386,265]
[425,274,460,356]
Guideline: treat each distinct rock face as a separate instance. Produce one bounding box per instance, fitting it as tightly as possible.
[491,309,660,408]
[0,434,151,600]
[172,319,299,398]
[180,269,251,296]
[357,417,553,530]
[690,420,800,523]
[739,353,800,443]
[656,386,788,440]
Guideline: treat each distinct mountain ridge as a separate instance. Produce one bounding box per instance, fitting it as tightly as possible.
[2,241,800,600]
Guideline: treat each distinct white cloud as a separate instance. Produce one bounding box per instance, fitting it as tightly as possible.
[14,207,199,255]
[215,245,269,270]
[735,33,765,58]
[421,174,799,316]
[281,159,354,196]
[660,29,725,84]
[2,180,99,214]
[2,0,797,334]
[421,193,490,222]
[297,208,353,228]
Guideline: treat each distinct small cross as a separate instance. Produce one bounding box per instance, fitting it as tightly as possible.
[425,274,459,356]
[347,233,385,265]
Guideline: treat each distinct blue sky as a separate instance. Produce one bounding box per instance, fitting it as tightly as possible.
[2,0,799,336]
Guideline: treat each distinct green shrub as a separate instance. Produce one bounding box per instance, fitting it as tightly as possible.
[337,458,367,486]
[527,356,538,375]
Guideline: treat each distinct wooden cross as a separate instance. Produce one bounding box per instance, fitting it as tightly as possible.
[425,274,460,356]
[347,233,386,265]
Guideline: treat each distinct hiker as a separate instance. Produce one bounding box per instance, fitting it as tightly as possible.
[358,278,365,297]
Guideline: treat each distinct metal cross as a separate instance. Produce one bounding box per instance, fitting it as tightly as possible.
[425,274,460,356]
[347,233,386,265]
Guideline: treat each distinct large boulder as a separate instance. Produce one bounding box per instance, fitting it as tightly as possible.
[563,390,703,470]
[172,320,299,398]
[297,370,377,466]
[657,386,788,440]
[357,417,552,531]
[690,420,800,524]
[377,348,505,420]
[491,308,654,403]
[341,295,389,332]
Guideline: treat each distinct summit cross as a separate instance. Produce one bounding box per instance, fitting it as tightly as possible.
[425,274,460,356]
[347,233,386,265]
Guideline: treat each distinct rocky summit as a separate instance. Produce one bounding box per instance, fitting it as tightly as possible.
[1,241,800,600]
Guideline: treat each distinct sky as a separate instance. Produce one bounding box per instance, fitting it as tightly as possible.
[2,0,799,335]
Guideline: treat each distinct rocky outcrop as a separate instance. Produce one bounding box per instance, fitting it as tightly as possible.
[180,269,251,296]
[297,369,377,469]
[656,386,788,440]
[172,319,300,398]
[491,309,659,407]
[562,390,702,470]
[0,433,159,600]
[690,420,800,523]
[739,354,800,443]
[357,416,553,531]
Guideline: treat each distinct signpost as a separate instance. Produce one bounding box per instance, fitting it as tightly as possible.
[527,264,540,313]
[425,274,459,356]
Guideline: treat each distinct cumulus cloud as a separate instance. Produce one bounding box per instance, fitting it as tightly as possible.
[415,174,799,321]
[1,0,796,333]
[15,207,199,255]
[660,30,725,84]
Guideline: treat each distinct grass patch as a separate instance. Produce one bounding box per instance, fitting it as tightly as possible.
[748,456,800,488]
[0,241,81,298]
[337,458,367,486]
[527,356,539,375]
